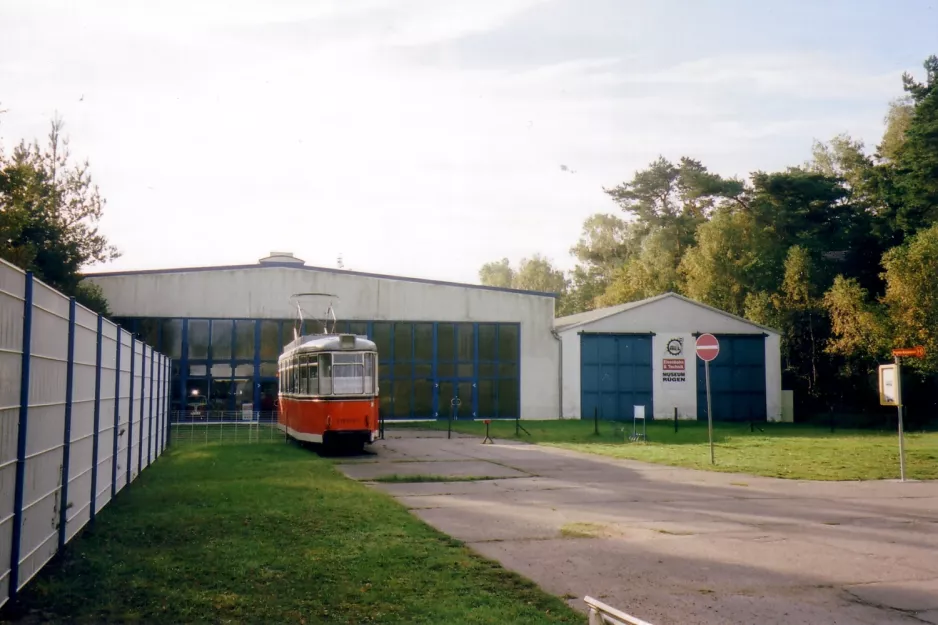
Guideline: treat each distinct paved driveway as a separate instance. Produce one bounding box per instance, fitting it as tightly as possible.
[336,429,938,625]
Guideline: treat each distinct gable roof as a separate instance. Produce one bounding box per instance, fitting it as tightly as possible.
[553,292,779,335]
[84,262,559,299]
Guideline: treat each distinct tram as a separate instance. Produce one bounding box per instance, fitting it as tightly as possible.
[277,295,379,451]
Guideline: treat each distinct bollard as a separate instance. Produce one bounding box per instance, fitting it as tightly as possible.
[594,406,599,436]
[674,407,678,433]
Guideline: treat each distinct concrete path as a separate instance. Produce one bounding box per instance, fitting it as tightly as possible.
[336,430,938,625]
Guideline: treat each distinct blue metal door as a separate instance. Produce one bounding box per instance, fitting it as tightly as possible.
[580,334,653,420]
[697,335,766,422]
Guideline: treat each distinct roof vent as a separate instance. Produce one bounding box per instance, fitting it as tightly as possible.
[259,251,305,265]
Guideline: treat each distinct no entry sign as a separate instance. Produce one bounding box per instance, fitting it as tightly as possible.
[696,333,720,362]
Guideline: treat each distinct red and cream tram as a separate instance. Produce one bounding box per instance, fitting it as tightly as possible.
[277,331,379,451]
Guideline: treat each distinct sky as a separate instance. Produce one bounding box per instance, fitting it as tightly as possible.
[1,0,936,284]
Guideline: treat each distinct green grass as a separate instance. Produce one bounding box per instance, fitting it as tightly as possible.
[2,444,580,624]
[558,522,609,538]
[389,419,938,481]
[370,474,505,483]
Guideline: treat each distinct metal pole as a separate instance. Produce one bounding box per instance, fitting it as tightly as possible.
[674,406,678,433]
[594,406,599,436]
[896,356,906,482]
[706,359,714,465]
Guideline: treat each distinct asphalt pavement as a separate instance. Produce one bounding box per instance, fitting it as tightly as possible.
[336,429,938,625]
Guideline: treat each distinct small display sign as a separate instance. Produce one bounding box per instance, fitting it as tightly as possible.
[879,364,899,406]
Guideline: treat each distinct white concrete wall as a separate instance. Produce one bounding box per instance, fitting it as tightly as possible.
[87,266,562,419]
[558,296,782,421]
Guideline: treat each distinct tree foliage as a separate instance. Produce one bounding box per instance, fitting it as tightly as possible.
[478,54,938,413]
[0,115,118,314]
[479,254,570,313]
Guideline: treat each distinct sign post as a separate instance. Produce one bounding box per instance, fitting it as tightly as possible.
[696,334,720,465]
[884,346,925,482]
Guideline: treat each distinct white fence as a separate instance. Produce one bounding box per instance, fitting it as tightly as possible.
[0,259,170,608]
[585,596,655,625]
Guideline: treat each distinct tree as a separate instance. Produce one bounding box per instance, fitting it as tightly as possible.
[679,209,777,316]
[880,221,938,372]
[823,275,889,375]
[596,226,681,306]
[512,254,568,295]
[877,55,938,242]
[479,254,568,296]
[0,116,118,313]
[602,156,743,254]
[746,247,828,399]
[479,258,514,289]
[878,97,914,162]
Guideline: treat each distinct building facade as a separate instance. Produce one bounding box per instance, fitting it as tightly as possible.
[86,253,561,420]
[555,293,783,422]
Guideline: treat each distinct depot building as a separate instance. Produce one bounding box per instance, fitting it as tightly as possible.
[86,253,783,422]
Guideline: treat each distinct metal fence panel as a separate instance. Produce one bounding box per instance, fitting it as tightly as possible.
[115,330,132,494]
[0,263,25,607]
[94,321,119,513]
[18,281,69,597]
[65,306,99,542]
[0,259,169,608]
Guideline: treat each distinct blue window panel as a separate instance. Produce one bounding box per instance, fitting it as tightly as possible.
[580,334,653,420]
[697,335,767,422]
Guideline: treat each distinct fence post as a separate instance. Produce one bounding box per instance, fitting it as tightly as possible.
[138,345,146,475]
[155,356,161,458]
[165,359,171,450]
[9,273,34,601]
[148,349,155,465]
[58,298,77,549]
[127,336,135,485]
[111,329,122,497]
[90,314,103,524]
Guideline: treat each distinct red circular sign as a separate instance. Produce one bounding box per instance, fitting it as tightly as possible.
[696,333,720,362]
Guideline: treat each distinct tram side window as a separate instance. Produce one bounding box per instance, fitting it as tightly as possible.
[298,355,308,395]
[291,357,299,394]
[364,352,376,393]
[308,359,319,395]
[319,353,333,395]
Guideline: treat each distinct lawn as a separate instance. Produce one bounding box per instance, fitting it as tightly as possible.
[388,419,938,481]
[1,443,580,625]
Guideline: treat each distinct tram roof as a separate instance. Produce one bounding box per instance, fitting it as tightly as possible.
[281,333,377,356]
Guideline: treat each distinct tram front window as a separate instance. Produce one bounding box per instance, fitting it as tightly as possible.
[334,353,366,394]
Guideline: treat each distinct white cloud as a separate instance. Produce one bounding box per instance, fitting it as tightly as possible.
[0,1,913,284]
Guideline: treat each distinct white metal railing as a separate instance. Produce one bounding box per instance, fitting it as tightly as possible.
[585,596,655,625]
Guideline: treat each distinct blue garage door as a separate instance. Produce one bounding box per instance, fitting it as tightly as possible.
[697,335,766,422]
[581,334,653,420]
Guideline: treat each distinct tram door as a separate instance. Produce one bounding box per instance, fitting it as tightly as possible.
[435,381,474,420]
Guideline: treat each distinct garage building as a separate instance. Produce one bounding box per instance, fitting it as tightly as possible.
[555,293,783,422]
[85,252,560,420]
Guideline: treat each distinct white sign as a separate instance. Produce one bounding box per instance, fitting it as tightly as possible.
[634,405,645,420]
[879,365,899,406]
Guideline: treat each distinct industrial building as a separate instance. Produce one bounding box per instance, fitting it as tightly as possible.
[554,293,783,422]
[86,254,783,422]
[86,252,559,420]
